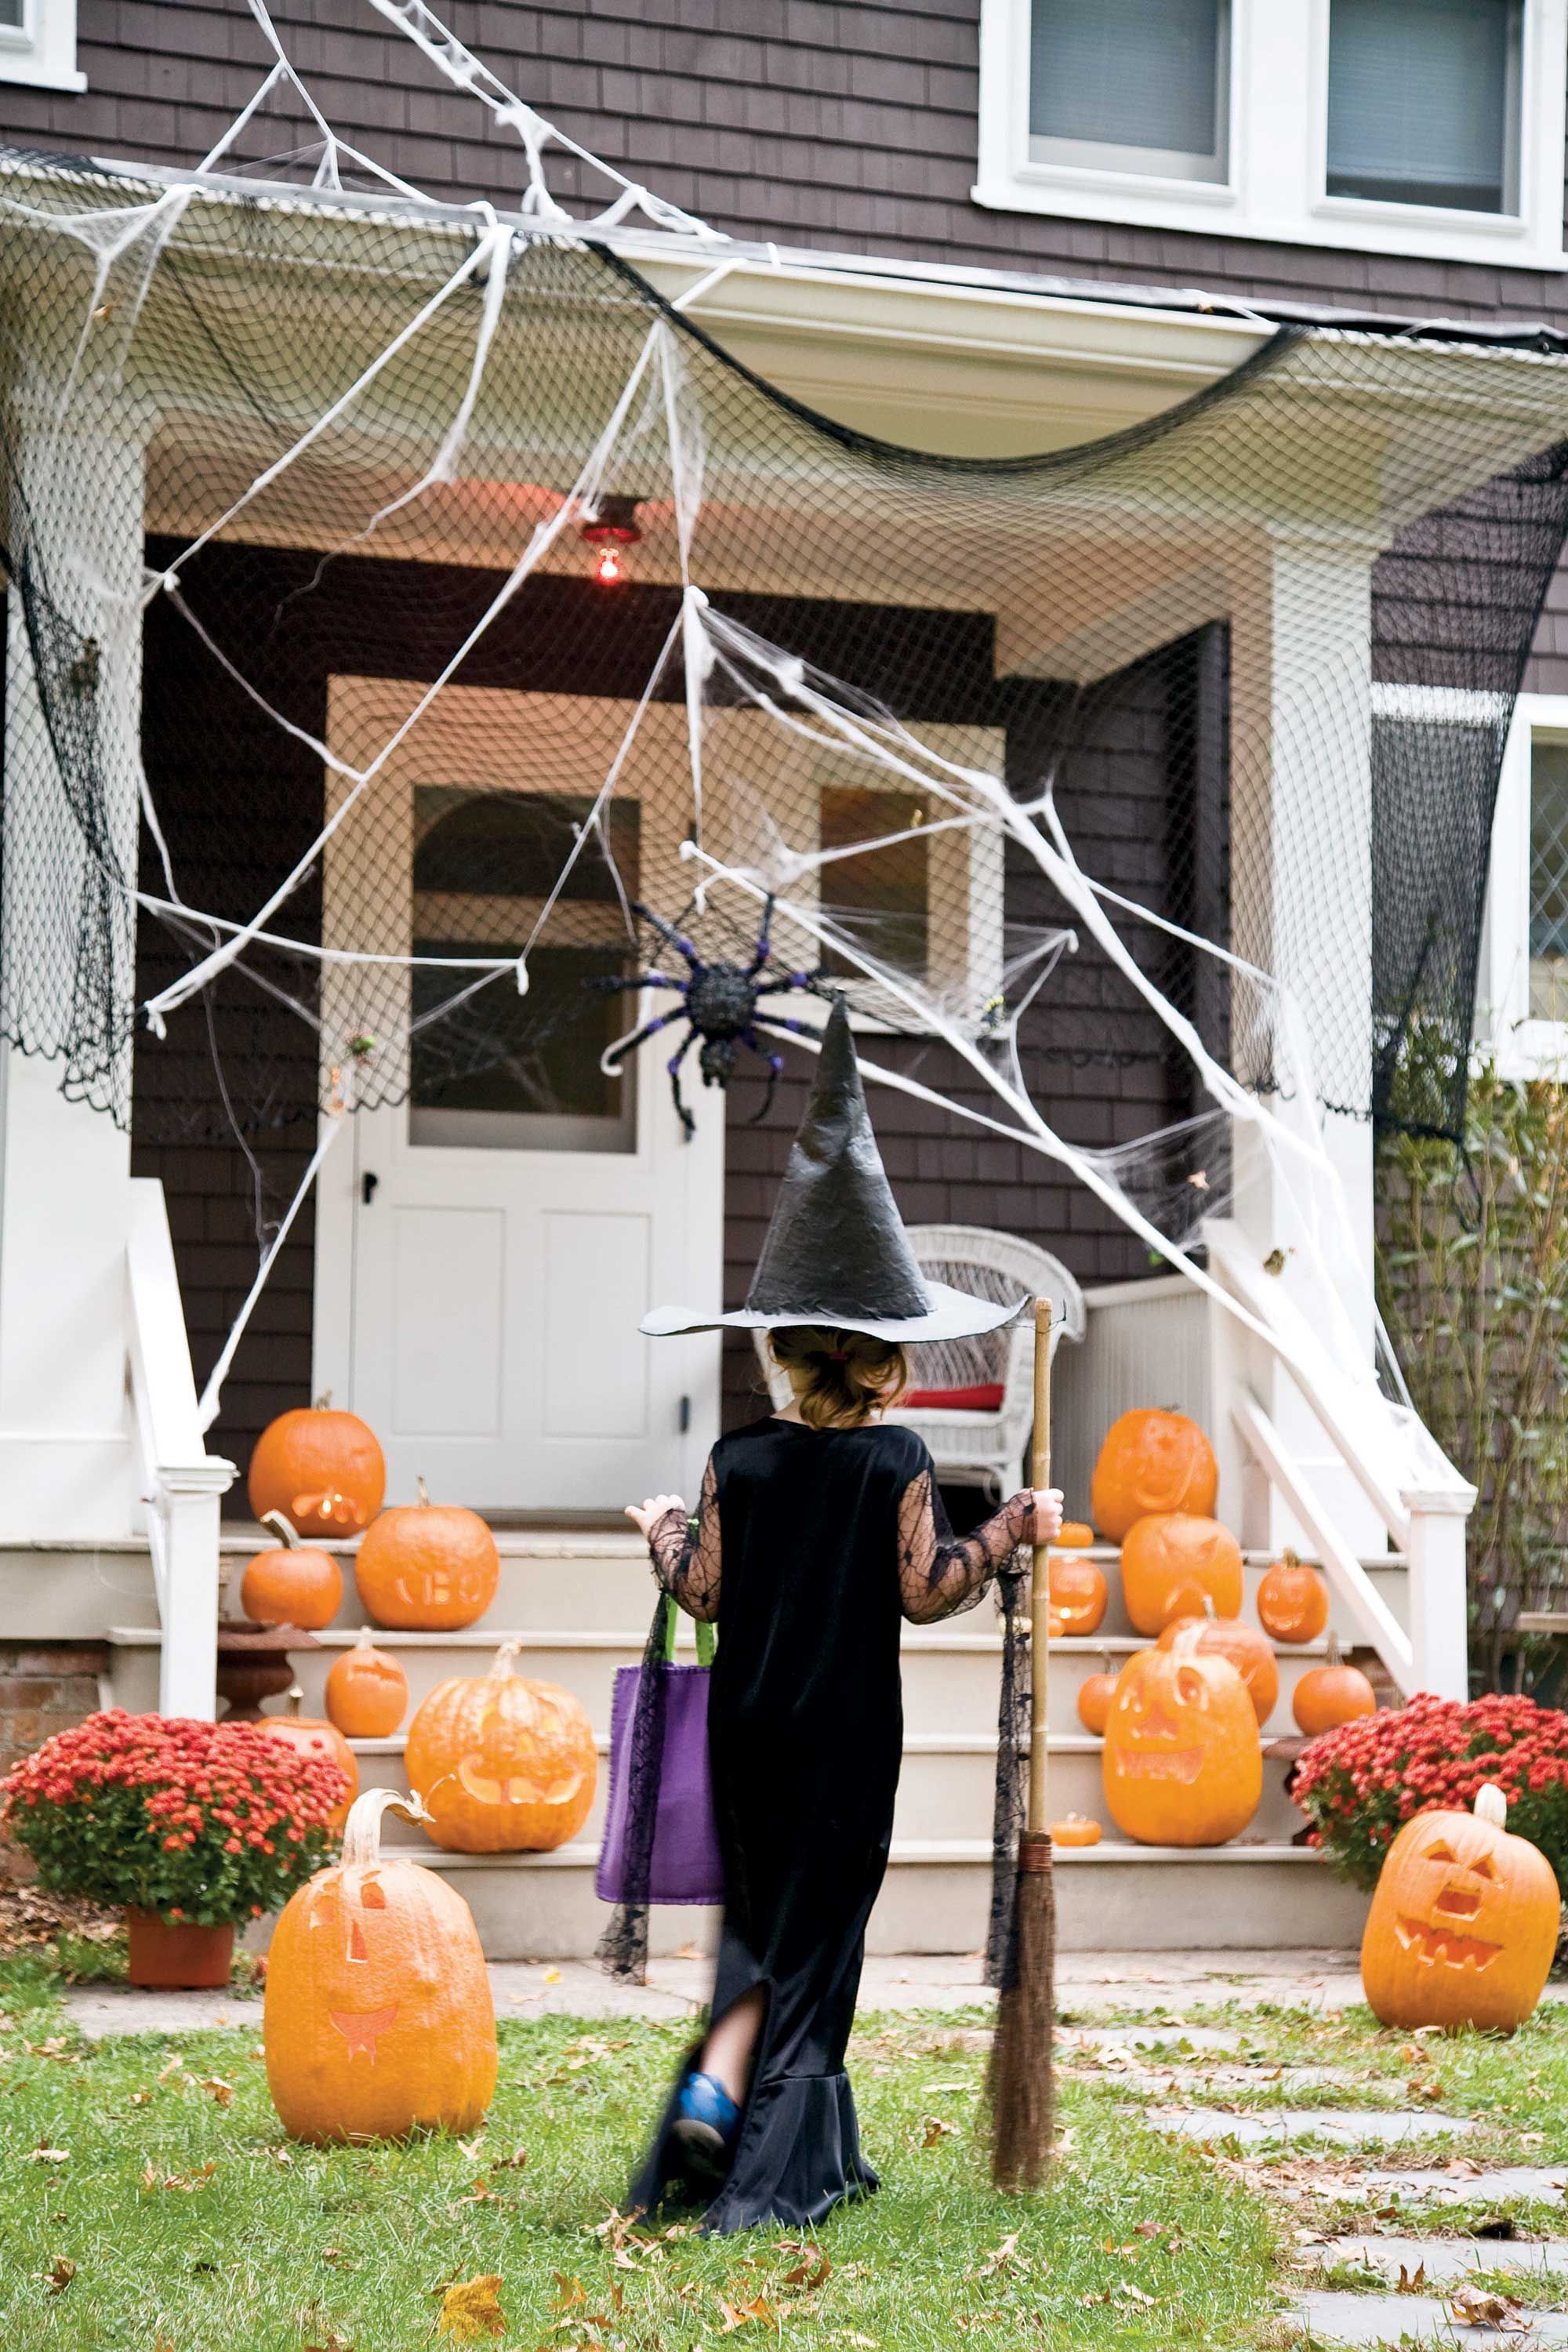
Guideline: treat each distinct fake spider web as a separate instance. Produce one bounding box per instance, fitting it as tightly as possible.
[4,5,1568,1470]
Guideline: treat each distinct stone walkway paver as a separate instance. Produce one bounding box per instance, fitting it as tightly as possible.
[1288,2287,1568,2346]
[1354,2166,1568,2205]
[1313,2237,1568,2283]
[1151,2106,1475,2148]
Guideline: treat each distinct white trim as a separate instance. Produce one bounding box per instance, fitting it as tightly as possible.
[0,0,85,92]
[975,0,1568,271]
[1479,690,1568,1076]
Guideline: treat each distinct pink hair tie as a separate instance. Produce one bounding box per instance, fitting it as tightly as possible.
[827,1347,848,1361]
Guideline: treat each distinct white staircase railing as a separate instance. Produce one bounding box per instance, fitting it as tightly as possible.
[125,1178,236,1717]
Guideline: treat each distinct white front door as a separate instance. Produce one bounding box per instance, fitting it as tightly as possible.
[311,680,723,1514]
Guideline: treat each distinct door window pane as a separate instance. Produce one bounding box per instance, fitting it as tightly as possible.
[1529,739,1568,1021]
[1327,0,1520,214]
[1029,0,1228,183]
[0,2,25,27]
[819,786,929,981]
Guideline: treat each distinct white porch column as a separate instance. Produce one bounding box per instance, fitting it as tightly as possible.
[1404,1487,1475,1701]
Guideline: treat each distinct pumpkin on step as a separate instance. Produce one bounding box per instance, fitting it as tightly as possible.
[326,1630,409,1740]
[1090,1409,1218,1543]
[1157,1606,1279,1728]
[264,1788,497,2142]
[1050,1815,1102,1847]
[1047,1554,1108,1636]
[1360,1783,1559,2032]
[257,1698,358,1834]
[249,1399,385,1541]
[1257,1550,1330,1644]
[1102,1628,1261,1847]
[354,1480,499,1632]
[1120,1512,1244,1636]
[405,1642,596,1853]
[239,1512,343,1633]
[1056,1522,1094,1549]
[1292,1635,1376,1736]
[1076,1662,1118,1738]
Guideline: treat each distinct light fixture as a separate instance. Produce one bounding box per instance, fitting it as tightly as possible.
[579,493,641,586]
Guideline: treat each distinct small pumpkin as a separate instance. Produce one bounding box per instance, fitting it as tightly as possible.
[1292,1635,1376,1736]
[1257,1549,1330,1644]
[405,1642,597,1853]
[1157,1604,1279,1728]
[264,1788,498,2143]
[326,1629,409,1740]
[354,1479,499,1633]
[1120,1512,1243,1637]
[1056,1522,1094,1549]
[1091,1409,1218,1543]
[1048,1553,1108,1636]
[239,1512,343,1632]
[1076,1661,1118,1738]
[258,1693,358,1833]
[1360,1783,1560,2033]
[1102,1627,1261,1847]
[1050,1814,1102,1847]
[249,1397,386,1540]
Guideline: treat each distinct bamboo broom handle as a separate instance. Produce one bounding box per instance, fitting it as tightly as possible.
[1026,1298,1052,1841]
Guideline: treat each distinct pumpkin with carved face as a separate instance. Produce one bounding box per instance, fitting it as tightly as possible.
[264,1788,497,2142]
[249,1400,386,1541]
[257,1704,358,1834]
[405,1642,597,1853]
[1361,1784,1559,2032]
[1091,1410,1218,1543]
[1120,1512,1244,1637]
[1102,1628,1261,1846]
[1156,1610,1279,1728]
[354,1479,499,1632]
[1048,1554,1108,1636]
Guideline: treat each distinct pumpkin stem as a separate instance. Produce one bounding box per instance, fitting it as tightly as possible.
[353,1625,376,1653]
[313,1390,333,1411]
[488,1639,522,1682]
[1170,1623,1205,1662]
[1474,1781,1508,1828]
[1280,1547,1299,1569]
[259,1510,300,1551]
[343,1785,430,1867]
[285,1682,304,1719]
[1201,1593,1218,1621]
[1324,1632,1344,1668]
[416,1475,431,1508]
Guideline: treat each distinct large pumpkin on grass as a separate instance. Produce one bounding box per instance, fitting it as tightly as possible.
[405,1642,596,1853]
[1102,1628,1261,1846]
[258,1700,358,1834]
[239,1512,343,1632]
[1257,1549,1330,1644]
[249,1400,385,1540]
[265,1788,497,2142]
[1120,1512,1243,1636]
[326,1629,409,1740]
[1360,1784,1559,2033]
[1291,1635,1376,1736]
[1048,1553,1108,1636]
[354,1480,499,1632]
[1157,1607,1279,1728]
[1091,1410,1218,1542]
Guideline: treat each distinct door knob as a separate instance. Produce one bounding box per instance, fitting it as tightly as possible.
[361,1171,379,1206]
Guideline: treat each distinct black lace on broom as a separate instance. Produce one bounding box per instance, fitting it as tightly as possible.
[984,1554,1030,1990]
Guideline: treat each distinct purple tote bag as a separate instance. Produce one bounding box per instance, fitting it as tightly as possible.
[596,1617,724,1906]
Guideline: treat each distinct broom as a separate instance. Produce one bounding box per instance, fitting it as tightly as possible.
[987,1295,1056,2190]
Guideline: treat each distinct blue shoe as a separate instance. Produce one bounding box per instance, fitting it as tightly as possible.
[670,2070,740,2182]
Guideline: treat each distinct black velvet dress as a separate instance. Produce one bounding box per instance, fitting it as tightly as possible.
[630,1414,1031,2234]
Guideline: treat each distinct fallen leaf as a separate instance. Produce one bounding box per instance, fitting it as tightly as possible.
[451,2180,501,2208]
[1443,2156,1483,2179]
[978,2232,1025,2278]
[921,2118,955,2149]
[552,2275,588,2312]
[304,2336,354,2352]
[198,2076,235,2108]
[321,2249,356,2271]
[541,1968,562,1985]
[488,2147,528,2172]
[128,2090,154,2107]
[267,2147,294,2169]
[26,2146,70,2165]
[141,2163,216,2192]
[437,2275,506,2341]
[1448,2284,1531,2332]
[44,2256,75,2294]
[1396,2262,1427,2293]
[782,2253,832,2292]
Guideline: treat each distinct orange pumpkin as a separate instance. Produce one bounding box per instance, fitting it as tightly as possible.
[249,1399,386,1541]
[1120,1512,1243,1637]
[1292,1635,1376,1737]
[354,1480,499,1633]
[405,1642,597,1853]
[1056,1522,1094,1549]
[1076,1664,1118,1738]
[1102,1628,1261,1846]
[1257,1549,1330,1644]
[239,1512,343,1632]
[258,1698,358,1834]
[326,1629,409,1740]
[1157,1608,1279,1728]
[1360,1783,1559,2032]
[264,1788,497,2142]
[1091,1410,1218,1543]
[1050,1814,1102,1847]
[1048,1554,1108,1636]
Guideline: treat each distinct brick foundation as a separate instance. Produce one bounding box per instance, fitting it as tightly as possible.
[0,1646,109,1778]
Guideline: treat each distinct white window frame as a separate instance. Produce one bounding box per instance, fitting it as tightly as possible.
[0,0,85,92]
[1479,690,1568,1078]
[975,0,1568,270]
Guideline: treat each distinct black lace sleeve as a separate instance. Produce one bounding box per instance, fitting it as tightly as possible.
[647,1455,720,1622]
[896,1471,1033,1624]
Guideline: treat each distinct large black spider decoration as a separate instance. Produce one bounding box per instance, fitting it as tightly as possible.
[588,896,840,1138]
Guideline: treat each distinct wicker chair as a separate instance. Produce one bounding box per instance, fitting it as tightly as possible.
[750,1224,1085,1498]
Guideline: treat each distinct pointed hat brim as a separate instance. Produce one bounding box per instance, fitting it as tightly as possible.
[640,1280,1025,1344]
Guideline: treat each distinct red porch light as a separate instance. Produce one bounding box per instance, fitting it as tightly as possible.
[580,493,641,586]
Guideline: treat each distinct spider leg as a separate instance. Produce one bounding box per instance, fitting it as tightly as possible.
[585,969,678,996]
[751,1011,818,1040]
[745,893,778,978]
[601,1008,680,1074]
[631,900,704,974]
[757,967,838,999]
[739,1027,785,1127]
[666,1025,699,1141]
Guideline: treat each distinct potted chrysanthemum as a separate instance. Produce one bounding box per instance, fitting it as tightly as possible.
[2,1710,348,1985]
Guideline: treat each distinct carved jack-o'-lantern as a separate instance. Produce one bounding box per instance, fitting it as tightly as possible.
[1102,1628,1261,1847]
[1091,1410,1218,1543]
[263,1788,497,2142]
[1048,1554,1108,1636]
[248,1399,386,1541]
[354,1479,500,1633]
[405,1641,597,1853]
[1120,1512,1244,1637]
[257,1696,358,1833]
[1156,1606,1279,1728]
[1360,1784,1560,2032]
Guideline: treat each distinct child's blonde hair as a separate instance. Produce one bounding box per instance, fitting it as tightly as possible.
[769,1326,909,1432]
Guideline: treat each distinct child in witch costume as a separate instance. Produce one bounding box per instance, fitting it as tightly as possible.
[620,1001,1062,2234]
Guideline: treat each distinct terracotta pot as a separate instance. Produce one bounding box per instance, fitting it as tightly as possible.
[125,1907,236,1990]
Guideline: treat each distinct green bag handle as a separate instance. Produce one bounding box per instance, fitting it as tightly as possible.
[659,1530,717,1668]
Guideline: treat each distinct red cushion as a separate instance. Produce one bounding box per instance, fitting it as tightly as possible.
[902,1382,1005,1412]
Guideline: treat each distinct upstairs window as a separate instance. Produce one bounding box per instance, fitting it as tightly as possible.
[1327,0,1521,214]
[1528,739,1568,1021]
[0,0,86,91]
[1029,0,1229,184]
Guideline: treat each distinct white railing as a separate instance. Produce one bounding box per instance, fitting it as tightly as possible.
[125,1179,236,1717]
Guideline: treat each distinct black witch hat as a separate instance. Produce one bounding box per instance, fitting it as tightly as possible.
[641,1000,1022,1344]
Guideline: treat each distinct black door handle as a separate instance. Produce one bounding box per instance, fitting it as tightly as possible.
[361,1171,379,1206]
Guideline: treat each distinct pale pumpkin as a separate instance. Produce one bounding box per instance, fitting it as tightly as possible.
[1291,1635,1377,1737]
[1157,1606,1279,1728]
[1120,1512,1243,1637]
[1102,1628,1261,1847]
[1257,1549,1330,1644]
[405,1642,597,1853]
[354,1479,499,1633]
[264,1788,497,2142]
[1048,1553,1108,1636]
[1056,1522,1094,1549]
[325,1629,409,1740]
[1049,1815,1102,1847]
[249,1399,386,1541]
[1360,1784,1560,2033]
[239,1512,343,1632]
[258,1699,358,1834]
[1090,1409,1218,1543]
[1076,1665,1118,1738]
